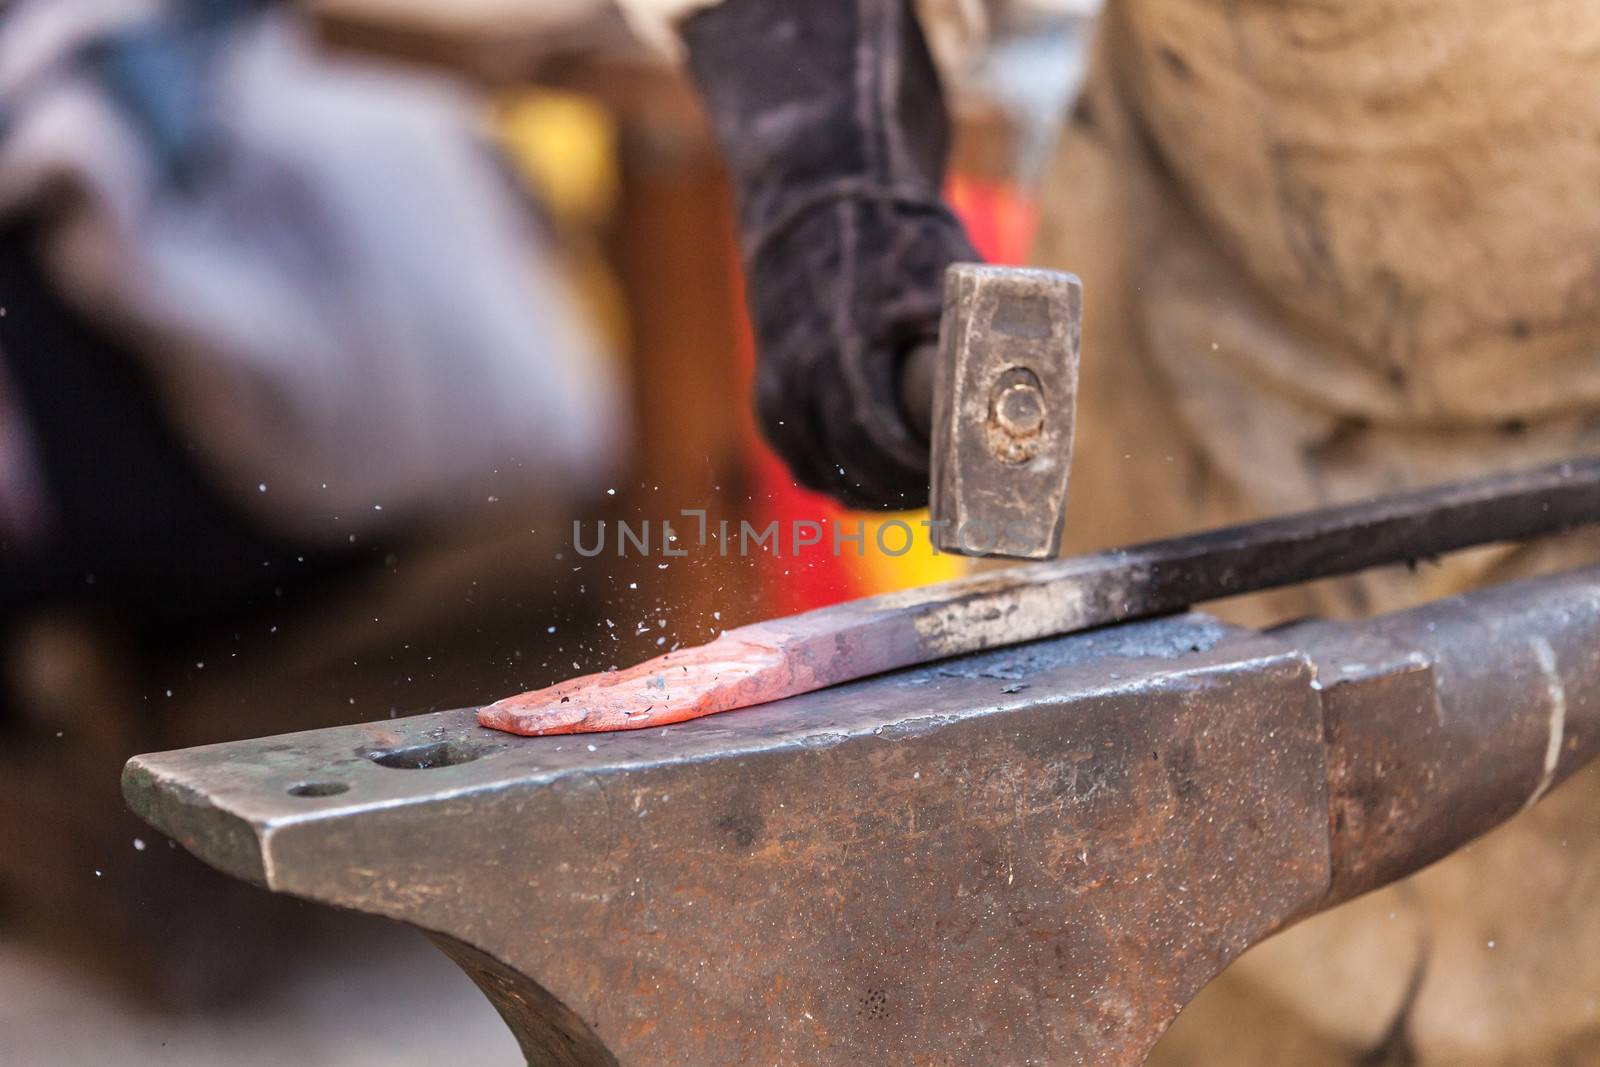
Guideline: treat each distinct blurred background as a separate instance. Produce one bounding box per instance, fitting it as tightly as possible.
[0,0,1096,1061]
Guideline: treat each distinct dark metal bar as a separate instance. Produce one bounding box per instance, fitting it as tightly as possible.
[482,456,1600,735]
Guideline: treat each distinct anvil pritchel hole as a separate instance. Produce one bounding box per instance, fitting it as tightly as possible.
[365,739,488,770]
[287,781,349,798]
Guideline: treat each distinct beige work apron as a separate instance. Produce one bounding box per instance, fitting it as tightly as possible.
[1033,1,1600,1061]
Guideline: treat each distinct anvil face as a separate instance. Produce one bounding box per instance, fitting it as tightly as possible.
[124,616,1333,1066]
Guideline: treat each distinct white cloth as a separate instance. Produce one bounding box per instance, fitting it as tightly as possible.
[610,0,716,53]
[614,0,988,72]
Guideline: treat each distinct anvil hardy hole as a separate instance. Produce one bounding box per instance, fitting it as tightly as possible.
[287,781,349,798]
[365,739,486,771]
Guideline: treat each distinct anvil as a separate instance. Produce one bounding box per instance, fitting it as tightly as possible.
[124,566,1600,1065]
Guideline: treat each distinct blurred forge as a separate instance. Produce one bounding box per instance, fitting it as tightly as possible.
[0,0,1093,1025]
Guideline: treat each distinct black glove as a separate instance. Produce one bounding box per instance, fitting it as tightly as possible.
[682,0,980,510]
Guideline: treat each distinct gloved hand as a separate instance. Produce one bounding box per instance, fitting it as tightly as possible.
[682,0,980,510]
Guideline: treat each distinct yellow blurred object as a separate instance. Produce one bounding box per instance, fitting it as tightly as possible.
[853,510,970,592]
[495,90,620,226]
[492,88,629,361]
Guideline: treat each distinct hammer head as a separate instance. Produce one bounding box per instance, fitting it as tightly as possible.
[928,264,1082,559]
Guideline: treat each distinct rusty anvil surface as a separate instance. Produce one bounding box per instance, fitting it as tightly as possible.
[125,568,1600,1066]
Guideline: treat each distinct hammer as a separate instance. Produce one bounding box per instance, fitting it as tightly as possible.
[901,264,1083,560]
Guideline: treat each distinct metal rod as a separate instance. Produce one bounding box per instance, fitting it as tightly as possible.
[481,457,1600,735]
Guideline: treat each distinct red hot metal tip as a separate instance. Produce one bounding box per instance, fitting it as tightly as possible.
[477,633,801,736]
